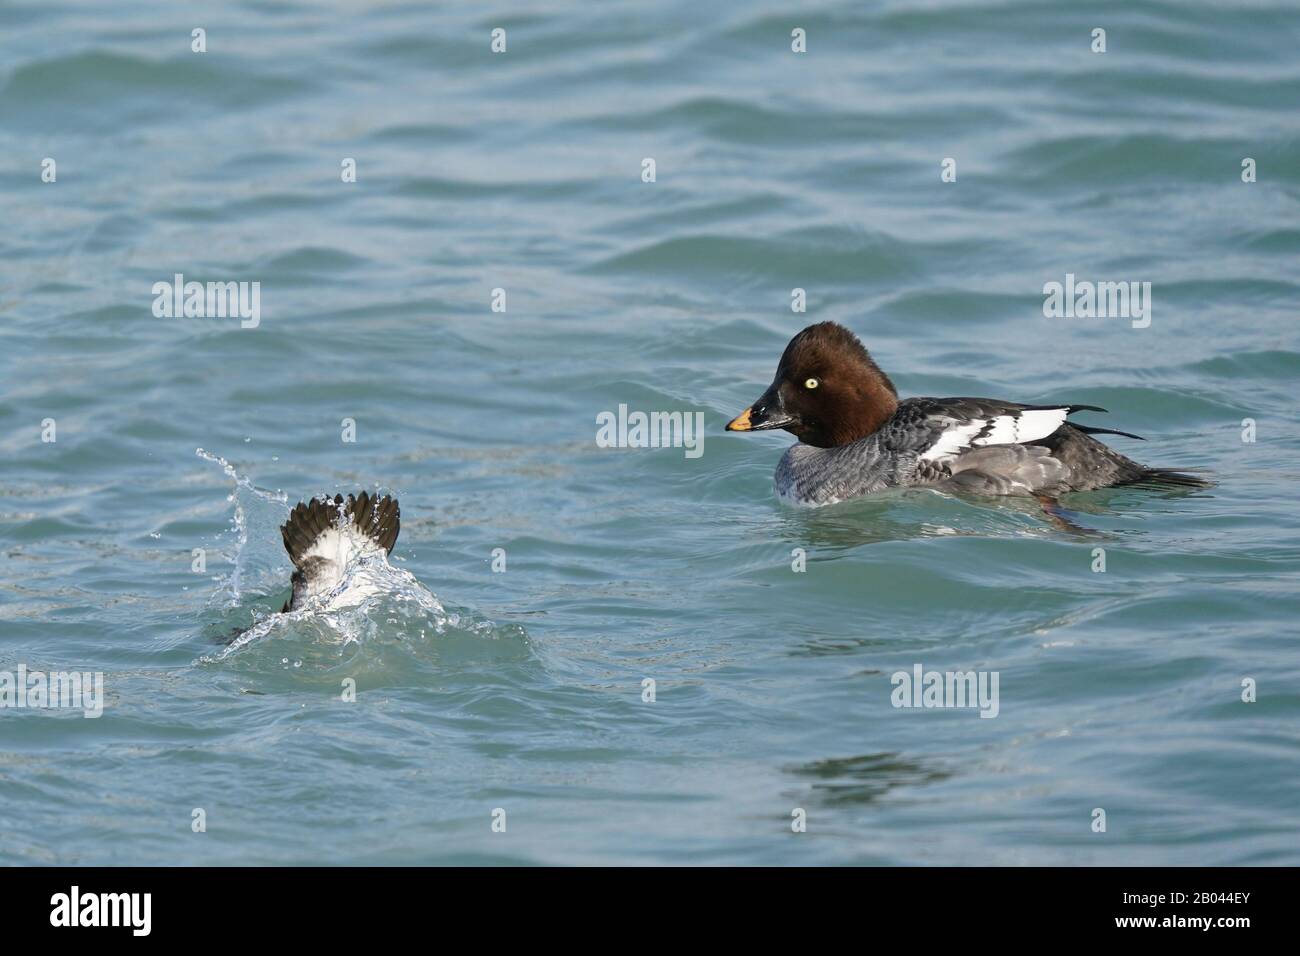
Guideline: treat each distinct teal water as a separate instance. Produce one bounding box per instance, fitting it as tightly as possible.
[2,0,1298,865]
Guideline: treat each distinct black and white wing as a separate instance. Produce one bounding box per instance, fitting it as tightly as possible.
[279,492,400,612]
[882,398,1106,465]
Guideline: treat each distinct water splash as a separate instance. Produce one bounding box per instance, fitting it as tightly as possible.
[196,447,288,605]
[209,546,457,658]
[193,449,513,664]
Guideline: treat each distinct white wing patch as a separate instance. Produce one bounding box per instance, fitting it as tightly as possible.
[920,408,1070,462]
[298,525,386,602]
[920,421,986,461]
[973,408,1069,446]
[304,525,383,567]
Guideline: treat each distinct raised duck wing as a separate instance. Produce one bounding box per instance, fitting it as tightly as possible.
[279,492,401,611]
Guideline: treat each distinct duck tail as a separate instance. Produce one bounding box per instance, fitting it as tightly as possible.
[280,491,401,565]
[1126,468,1215,491]
[1070,423,1147,441]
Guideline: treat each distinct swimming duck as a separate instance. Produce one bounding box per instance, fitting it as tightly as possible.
[279,491,400,611]
[726,322,1208,507]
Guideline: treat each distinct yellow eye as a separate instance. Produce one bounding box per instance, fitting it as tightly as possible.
[805,378,819,389]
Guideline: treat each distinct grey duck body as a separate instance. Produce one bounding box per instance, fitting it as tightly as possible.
[774,399,1148,505]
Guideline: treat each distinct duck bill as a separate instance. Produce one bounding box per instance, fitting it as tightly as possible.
[726,384,795,432]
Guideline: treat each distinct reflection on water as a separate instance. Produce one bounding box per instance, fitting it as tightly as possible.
[789,752,954,807]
